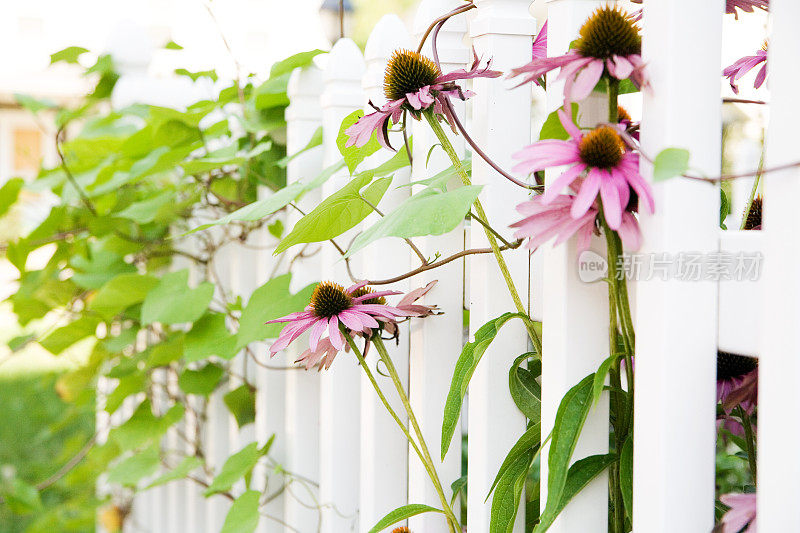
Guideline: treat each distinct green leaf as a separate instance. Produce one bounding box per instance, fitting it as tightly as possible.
[620,435,633,519]
[147,456,203,489]
[533,454,617,533]
[235,274,317,349]
[539,103,579,141]
[115,192,174,223]
[105,373,146,413]
[274,174,392,254]
[184,313,237,362]
[224,385,256,428]
[451,475,468,507]
[487,423,541,499]
[653,148,690,182]
[50,46,89,64]
[534,374,595,533]
[368,504,444,533]
[39,316,100,354]
[89,273,159,319]
[720,187,731,230]
[509,352,541,421]
[221,490,261,533]
[270,49,326,78]
[178,364,224,396]
[403,158,470,191]
[337,110,381,174]
[107,446,161,486]
[110,401,184,452]
[148,334,185,366]
[346,186,482,257]
[175,68,218,82]
[489,447,535,533]
[165,40,183,50]
[140,270,214,325]
[0,177,24,218]
[204,442,261,496]
[441,313,531,460]
[0,478,43,515]
[277,126,323,168]
[592,355,615,406]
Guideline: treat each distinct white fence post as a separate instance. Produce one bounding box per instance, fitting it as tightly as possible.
[283,62,326,532]
[466,2,536,532]
[539,1,612,532]
[633,0,722,531]
[758,0,800,529]
[319,38,365,533]
[408,1,469,530]
[359,14,413,533]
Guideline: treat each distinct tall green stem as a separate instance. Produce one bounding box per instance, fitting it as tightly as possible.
[423,110,542,354]
[370,335,460,532]
[737,406,758,485]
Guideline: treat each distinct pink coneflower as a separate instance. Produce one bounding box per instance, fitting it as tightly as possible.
[724,45,767,95]
[345,49,500,150]
[382,280,440,337]
[510,6,646,102]
[512,108,654,231]
[266,281,405,355]
[717,493,756,533]
[512,194,642,253]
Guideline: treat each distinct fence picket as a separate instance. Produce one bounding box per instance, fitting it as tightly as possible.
[539,2,612,532]
[319,38,366,533]
[758,0,800,528]
[283,62,326,533]
[633,1,722,531]
[359,14,414,533]
[466,2,536,531]
[408,1,470,530]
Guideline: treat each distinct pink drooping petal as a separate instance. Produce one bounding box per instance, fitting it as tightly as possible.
[558,106,582,141]
[572,168,603,218]
[406,86,435,110]
[600,172,623,229]
[345,109,392,149]
[346,310,381,329]
[719,493,757,533]
[328,315,345,350]
[265,311,313,324]
[754,63,767,89]
[345,281,368,294]
[308,317,329,352]
[532,20,548,63]
[566,59,604,102]
[541,164,587,204]
[617,212,643,251]
[435,48,502,84]
[609,55,634,80]
[512,141,581,174]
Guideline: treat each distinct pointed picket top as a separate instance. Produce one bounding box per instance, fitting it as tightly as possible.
[363,14,411,103]
[323,37,366,84]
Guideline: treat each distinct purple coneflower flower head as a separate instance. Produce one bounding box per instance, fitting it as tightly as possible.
[724,45,767,95]
[510,6,646,102]
[717,351,758,413]
[266,281,405,355]
[512,108,654,231]
[345,49,501,151]
[512,194,642,253]
[717,493,757,533]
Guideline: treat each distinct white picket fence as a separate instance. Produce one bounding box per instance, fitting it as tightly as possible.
[101,0,800,531]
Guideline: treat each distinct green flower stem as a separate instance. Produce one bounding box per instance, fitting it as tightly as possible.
[343,332,426,465]
[371,335,461,533]
[423,109,542,355]
[737,406,758,485]
[608,79,620,124]
[739,152,763,230]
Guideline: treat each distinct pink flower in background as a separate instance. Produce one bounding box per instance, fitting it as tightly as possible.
[345,49,500,150]
[718,493,757,533]
[512,194,642,252]
[727,0,769,18]
[510,6,646,102]
[724,47,767,94]
[266,281,404,355]
[512,108,653,231]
